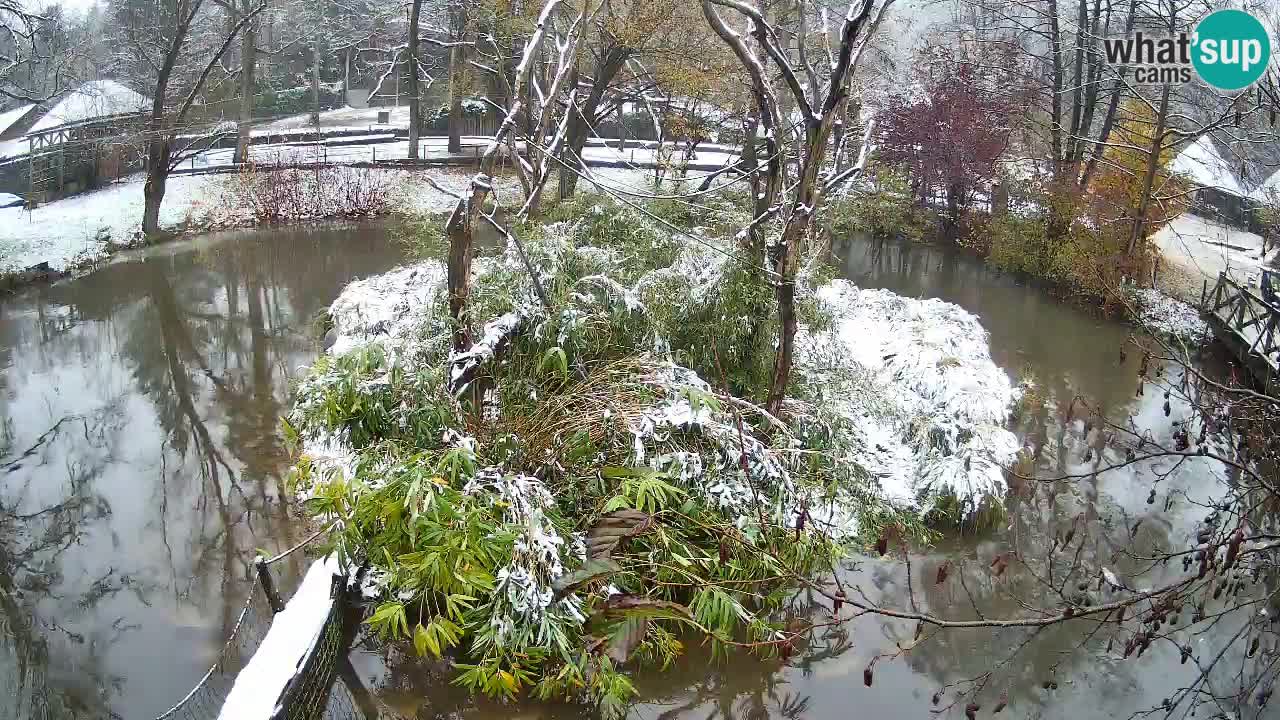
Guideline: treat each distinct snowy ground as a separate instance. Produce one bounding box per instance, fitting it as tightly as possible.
[182,135,741,172]
[257,105,416,132]
[0,174,222,274]
[1151,212,1272,300]
[0,125,737,278]
[0,167,512,276]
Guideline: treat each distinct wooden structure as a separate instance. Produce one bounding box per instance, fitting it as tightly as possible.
[1202,272,1280,390]
[23,117,143,203]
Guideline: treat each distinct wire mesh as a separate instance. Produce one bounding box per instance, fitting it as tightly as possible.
[148,553,363,720]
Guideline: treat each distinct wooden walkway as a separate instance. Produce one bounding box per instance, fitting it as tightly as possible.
[1202,272,1280,390]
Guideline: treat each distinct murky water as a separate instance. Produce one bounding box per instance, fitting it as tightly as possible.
[0,223,409,719]
[1,225,1239,720]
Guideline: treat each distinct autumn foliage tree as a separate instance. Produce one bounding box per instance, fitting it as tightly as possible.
[877,43,1022,239]
[1094,98,1185,243]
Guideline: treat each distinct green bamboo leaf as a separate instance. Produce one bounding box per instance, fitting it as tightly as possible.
[413,622,430,657]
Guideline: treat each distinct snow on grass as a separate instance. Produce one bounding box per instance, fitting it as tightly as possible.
[0,174,224,274]
[326,261,450,357]
[216,556,340,720]
[0,168,508,276]
[1131,287,1210,344]
[800,281,1020,512]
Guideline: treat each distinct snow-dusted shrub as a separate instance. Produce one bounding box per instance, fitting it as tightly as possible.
[284,187,1018,717]
[795,282,1020,519]
[217,164,400,224]
[825,162,928,242]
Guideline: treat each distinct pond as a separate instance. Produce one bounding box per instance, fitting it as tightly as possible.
[0,224,1236,719]
[0,223,409,719]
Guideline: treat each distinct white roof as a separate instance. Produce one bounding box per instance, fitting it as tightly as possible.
[1170,136,1246,197]
[28,80,149,133]
[1250,167,1280,204]
[0,104,33,135]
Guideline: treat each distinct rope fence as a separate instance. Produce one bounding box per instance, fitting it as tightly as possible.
[147,529,367,720]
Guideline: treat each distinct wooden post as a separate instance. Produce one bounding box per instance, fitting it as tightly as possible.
[255,556,285,614]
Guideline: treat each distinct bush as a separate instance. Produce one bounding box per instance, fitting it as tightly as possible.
[217,164,400,224]
[825,163,928,242]
[985,186,1157,302]
[420,98,493,133]
[257,83,344,116]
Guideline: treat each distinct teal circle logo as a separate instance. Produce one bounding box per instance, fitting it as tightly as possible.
[1191,9,1271,91]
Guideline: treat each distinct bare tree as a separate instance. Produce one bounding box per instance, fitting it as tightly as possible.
[109,0,264,234]
[702,0,894,415]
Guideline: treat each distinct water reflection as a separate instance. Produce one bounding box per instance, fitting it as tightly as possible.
[0,223,408,719]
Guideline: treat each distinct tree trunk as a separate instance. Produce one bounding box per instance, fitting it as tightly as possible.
[446,215,474,350]
[1047,0,1065,185]
[1127,83,1171,256]
[311,42,321,128]
[234,14,256,164]
[142,137,172,235]
[407,0,422,160]
[557,65,583,201]
[447,5,466,154]
[765,122,832,416]
[557,48,628,200]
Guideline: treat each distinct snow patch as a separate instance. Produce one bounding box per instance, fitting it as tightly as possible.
[1132,287,1209,344]
[326,262,448,357]
[800,281,1020,511]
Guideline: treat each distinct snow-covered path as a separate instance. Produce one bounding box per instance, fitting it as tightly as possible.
[1150,212,1272,302]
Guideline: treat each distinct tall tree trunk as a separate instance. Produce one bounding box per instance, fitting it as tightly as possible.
[1126,83,1171,256]
[557,64,583,201]
[311,41,321,128]
[558,47,628,200]
[765,123,829,416]
[234,13,256,164]
[447,4,466,154]
[1047,0,1065,185]
[407,0,422,160]
[143,137,172,235]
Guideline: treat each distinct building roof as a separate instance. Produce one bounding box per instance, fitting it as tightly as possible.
[0,104,35,136]
[27,80,149,134]
[1171,135,1247,198]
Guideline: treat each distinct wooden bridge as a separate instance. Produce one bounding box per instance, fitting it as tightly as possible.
[1202,272,1280,391]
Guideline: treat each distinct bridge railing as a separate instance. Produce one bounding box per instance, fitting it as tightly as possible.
[1204,272,1280,370]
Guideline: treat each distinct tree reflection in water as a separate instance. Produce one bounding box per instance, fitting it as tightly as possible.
[0,223,407,719]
